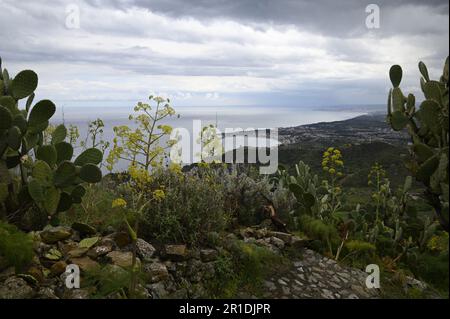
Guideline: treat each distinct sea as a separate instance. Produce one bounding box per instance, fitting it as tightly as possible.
[50,104,381,171]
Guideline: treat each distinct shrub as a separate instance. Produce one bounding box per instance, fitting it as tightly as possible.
[138,167,232,246]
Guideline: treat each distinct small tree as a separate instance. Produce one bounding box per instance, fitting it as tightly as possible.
[387,57,449,232]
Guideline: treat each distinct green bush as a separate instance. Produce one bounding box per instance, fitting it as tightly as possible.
[0,221,34,271]
[411,252,449,293]
[139,167,232,246]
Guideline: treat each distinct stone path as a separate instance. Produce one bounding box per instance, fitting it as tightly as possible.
[261,249,378,299]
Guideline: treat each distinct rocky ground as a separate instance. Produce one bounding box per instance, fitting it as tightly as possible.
[0,222,433,299]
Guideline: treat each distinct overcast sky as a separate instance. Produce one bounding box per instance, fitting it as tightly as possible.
[0,0,448,108]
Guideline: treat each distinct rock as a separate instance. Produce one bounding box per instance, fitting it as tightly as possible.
[163,245,187,261]
[146,282,169,299]
[186,259,203,283]
[67,247,89,258]
[168,288,188,299]
[106,251,140,268]
[200,249,218,262]
[87,245,112,259]
[269,236,285,250]
[239,227,255,239]
[351,284,370,298]
[99,237,116,249]
[70,257,100,272]
[58,241,79,255]
[36,287,59,299]
[202,262,216,280]
[0,267,15,282]
[71,222,96,236]
[143,262,169,283]
[269,231,292,245]
[136,238,156,261]
[63,288,90,299]
[44,248,63,261]
[50,261,68,276]
[40,226,72,244]
[112,232,131,248]
[405,276,428,291]
[0,277,35,299]
[27,266,45,283]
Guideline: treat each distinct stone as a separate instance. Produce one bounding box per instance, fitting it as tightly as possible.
[264,280,276,291]
[405,276,428,291]
[63,288,90,299]
[291,236,309,250]
[269,236,285,249]
[58,241,78,255]
[278,278,288,286]
[87,245,112,259]
[27,266,45,283]
[143,262,169,283]
[254,228,268,239]
[44,248,63,261]
[186,259,203,283]
[50,261,68,276]
[136,238,156,261]
[70,257,100,272]
[112,232,131,248]
[0,277,35,299]
[67,247,89,258]
[146,282,169,299]
[239,227,256,239]
[200,249,218,262]
[163,244,187,261]
[168,288,188,299]
[40,226,72,244]
[351,284,370,298]
[202,262,216,279]
[282,286,291,295]
[106,251,140,268]
[71,222,96,236]
[36,287,59,299]
[269,231,292,245]
[0,267,15,282]
[321,289,335,299]
[99,237,116,248]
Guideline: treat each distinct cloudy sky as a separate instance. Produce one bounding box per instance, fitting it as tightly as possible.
[0,0,448,108]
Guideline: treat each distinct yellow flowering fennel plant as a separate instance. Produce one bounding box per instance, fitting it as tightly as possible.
[321,147,345,218]
[111,188,165,298]
[106,95,177,172]
[368,162,391,223]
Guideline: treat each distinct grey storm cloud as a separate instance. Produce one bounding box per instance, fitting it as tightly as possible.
[110,0,449,36]
[0,0,448,106]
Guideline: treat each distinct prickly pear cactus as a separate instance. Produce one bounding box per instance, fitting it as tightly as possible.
[387,57,449,232]
[0,57,103,228]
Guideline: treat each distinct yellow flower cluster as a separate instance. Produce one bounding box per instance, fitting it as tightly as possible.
[152,189,166,201]
[129,164,152,187]
[112,198,127,208]
[322,147,344,177]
